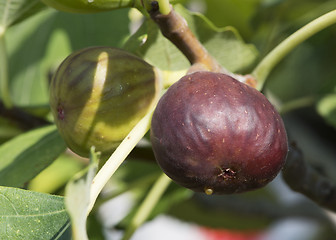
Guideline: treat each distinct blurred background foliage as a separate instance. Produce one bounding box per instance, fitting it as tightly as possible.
[1,0,336,239]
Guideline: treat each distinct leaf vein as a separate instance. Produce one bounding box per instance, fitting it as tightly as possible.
[0,192,19,215]
[1,209,67,218]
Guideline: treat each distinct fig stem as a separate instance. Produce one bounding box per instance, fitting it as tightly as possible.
[93,172,161,210]
[156,0,171,15]
[142,0,171,15]
[0,32,13,108]
[279,95,316,115]
[122,173,171,240]
[87,109,154,215]
[149,5,225,73]
[252,9,336,91]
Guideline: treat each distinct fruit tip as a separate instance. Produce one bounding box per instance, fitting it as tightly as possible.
[204,188,213,195]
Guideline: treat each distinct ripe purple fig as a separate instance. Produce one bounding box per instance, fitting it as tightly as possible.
[50,46,161,157]
[150,71,288,194]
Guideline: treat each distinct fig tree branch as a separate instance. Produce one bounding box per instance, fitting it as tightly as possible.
[0,100,50,130]
[282,143,336,212]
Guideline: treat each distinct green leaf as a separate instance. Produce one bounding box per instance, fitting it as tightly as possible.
[0,0,46,32]
[115,164,192,229]
[124,18,189,87]
[117,183,192,230]
[6,8,131,106]
[28,153,85,194]
[176,4,258,73]
[203,0,261,39]
[167,187,282,230]
[0,186,70,239]
[167,195,271,230]
[0,125,66,188]
[266,38,336,102]
[150,184,192,217]
[105,159,162,200]
[54,9,131,51]
[65,148,99,240]
[317,94,336,129]
[87,213,105,240]
[6,9,57,106]
[0,116,23,143]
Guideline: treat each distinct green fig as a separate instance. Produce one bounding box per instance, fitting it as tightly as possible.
[50,46,161,157]
[41,0,136,13]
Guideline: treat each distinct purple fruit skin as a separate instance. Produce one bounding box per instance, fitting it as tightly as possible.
[150,71,288,194]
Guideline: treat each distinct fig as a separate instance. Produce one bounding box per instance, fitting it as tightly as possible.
[50,46,160,157]
[41,0,135,13]
[150,71,288,194]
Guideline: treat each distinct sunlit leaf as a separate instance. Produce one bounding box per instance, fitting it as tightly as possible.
[317,94,336,129]
[0,0,45,32]
[124,4,258,87]
[28,153,85,194]
[124,17,189,87]
[176,4,258,73]
[0,125,66,188]
[6,8,130,106]
[6,9,57,106]
[0,186,69,239]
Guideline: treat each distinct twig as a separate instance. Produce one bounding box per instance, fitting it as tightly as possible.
[0,101,50,130]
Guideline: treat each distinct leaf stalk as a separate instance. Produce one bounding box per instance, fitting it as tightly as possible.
[87,109,154,215]
[122,173,171,240]
[252,9,336,91]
